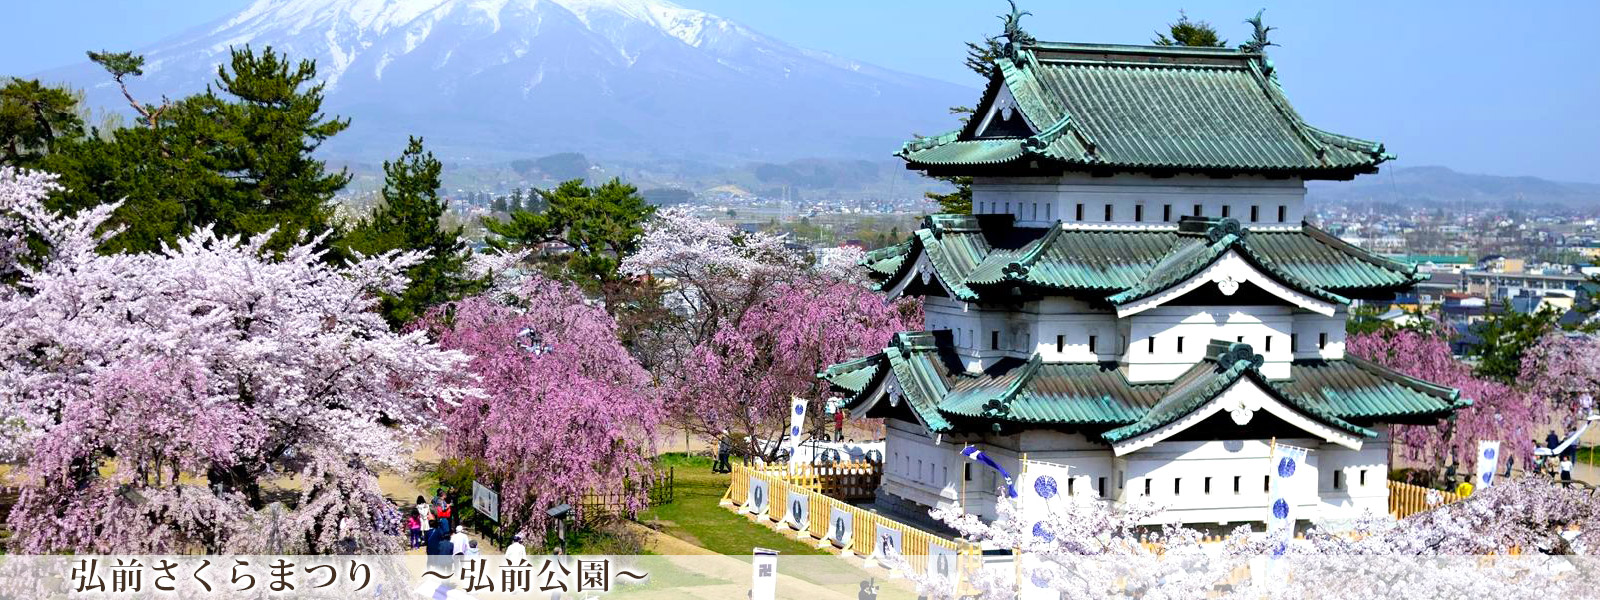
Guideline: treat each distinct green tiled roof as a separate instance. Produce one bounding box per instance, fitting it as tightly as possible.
[1102,342,1375,443]
[865,217,1424,304]
[939,357,1162,425]
[1102,218,1351,309]
[820,336,1465,440]
[899,42,1390,178]
[1274,356,1470,420]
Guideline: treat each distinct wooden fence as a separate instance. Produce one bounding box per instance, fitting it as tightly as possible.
[763,462,882,502]
[579,467,674,522]
[1388,479,1462,519]
[726,463,976,578]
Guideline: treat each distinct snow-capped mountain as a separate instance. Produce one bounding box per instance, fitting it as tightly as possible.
[38,0,972,163]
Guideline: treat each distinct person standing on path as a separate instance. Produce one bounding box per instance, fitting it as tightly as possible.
[405,512,422,549]
[415,496,431,543]
[450,527,469,556]
[715,431,733,474]
[505,534,527,560]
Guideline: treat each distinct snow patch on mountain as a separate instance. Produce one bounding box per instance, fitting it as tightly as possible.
[38,0,972,162]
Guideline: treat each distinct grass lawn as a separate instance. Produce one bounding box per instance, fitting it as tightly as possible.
[1579,446,1597,466]
[640,453,827,557]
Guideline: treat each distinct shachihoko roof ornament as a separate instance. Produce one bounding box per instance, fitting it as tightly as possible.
[1239,9,1278,78]
[999,0,1035,65]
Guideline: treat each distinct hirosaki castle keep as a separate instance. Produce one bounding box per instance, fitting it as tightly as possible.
[821,16,1468,528]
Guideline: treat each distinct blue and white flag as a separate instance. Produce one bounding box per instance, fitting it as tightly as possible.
[1475,440,1501,489]
[1017,459,1071,545]
[783,396,807,470]
[961,446,1017,498]
[1267,445,1307,554]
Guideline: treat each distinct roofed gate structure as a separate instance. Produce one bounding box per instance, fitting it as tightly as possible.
[821,11,1467,527]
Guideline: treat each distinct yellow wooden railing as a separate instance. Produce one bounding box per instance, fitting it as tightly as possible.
[1388,479,1462,519]
[727,463,977,578]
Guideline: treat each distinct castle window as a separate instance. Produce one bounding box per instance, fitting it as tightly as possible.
[1147,336,1155,353]
[1264,475,1271,493]
[1143,479,1151,497]
[1204,476,1213,494]
[1103,204,1113,222]
[1056,334,1064,353]
[1221,205,1231,218]
[1359,469,1368,487]
[1193,203,1203,217]
[1046,203,1052,220]
[1265,336,1273,352]
[1098,477,1107,498]
[1088,335,1098,353]
[1075,203,1084,221]
[1177,336,1185,353]
[1031,203,1038,220]
[1333,470,1343,490]
[1118,471,1124,489]
[1067,477,1076,496]
[1135,205,1144,222]
[965,463,972,481]
[1319,333,1328,350]
[1163,204,1172,221]
[991,331,999,350]
[1250,205,1260,222]
[1233,476,1242,494]
[1291,333,1299,352]
[1278,205,1287,222]
[1173,478,1181,496]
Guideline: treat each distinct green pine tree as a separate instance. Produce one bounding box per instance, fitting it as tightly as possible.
[509,187,525,213]
[43,46,352,255]
[341,136,473,327]
[1153,11,1228,47]
[482,178,655,289]
[490,195,508,213]
[1466,303,1561,383]
[0,78,85,165]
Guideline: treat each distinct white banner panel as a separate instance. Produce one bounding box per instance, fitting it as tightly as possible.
[826,506,853,549]
[746,476,770,517]
[785,491,809,531]
[870,524,903,562]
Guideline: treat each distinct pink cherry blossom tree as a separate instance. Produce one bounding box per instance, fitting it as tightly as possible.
[1347,328,1544,478]
[425,274,664,533]
[1520,332,1600,431]
[622,208,919,458]
[619,208,801,376]
[0,166,475,554]
[675,278,919,461]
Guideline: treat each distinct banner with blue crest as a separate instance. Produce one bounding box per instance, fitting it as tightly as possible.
[1267,445,1307,554]
[1474,440,1501,490]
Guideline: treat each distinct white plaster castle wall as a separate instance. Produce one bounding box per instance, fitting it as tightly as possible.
[925,296,1334,377]
[970,174,1307,229]
[1117,438,1324,525]
[877,430,1385,527]
[883,419,964,513]
[1292,310,1347,360]
[1123,306,1295,382]
[1315,427,1391,519]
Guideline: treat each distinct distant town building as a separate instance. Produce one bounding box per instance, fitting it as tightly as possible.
[1464,270,1586,301]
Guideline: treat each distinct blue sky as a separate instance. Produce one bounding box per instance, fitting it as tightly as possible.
[4,0,1600,183]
